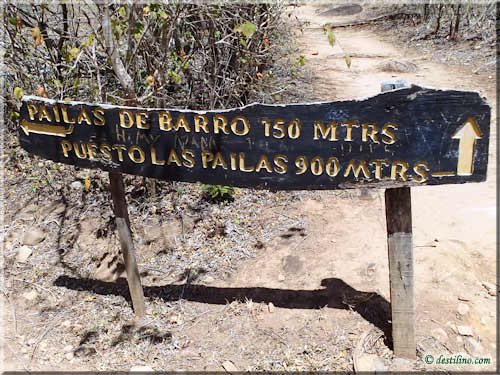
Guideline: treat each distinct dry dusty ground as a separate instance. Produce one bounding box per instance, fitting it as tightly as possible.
[1,3,497,373]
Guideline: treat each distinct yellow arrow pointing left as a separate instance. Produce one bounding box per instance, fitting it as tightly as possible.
[20,120,74,137]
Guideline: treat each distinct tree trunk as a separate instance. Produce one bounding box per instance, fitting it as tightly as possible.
[101,4,136,100]
[434,4,443,34]
[454,4,461,39]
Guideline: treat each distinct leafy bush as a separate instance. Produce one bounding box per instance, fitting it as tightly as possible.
[4,3,285,127]
[201,185,236,202]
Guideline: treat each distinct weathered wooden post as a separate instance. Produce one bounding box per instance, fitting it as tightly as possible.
[109,171,146,319]
[381,80,416,359]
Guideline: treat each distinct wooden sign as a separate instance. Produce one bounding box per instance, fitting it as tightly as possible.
[19,85,490,189]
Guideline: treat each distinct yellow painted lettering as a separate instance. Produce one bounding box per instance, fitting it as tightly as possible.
[344,159,370,178]
[99,144,112,161]
[182,149,195,168]
[151,146,165,165]
[194,114,209,133]
[38,105,52,122]
[326,157,340,177]
[212,152,227,169]
[52,105,61,122]
[413,161,430,183]
[136,111,150,129]
[230,153,238,170]
[60,140,72,157]
[93,108,105,126]
[313,121,338,141]
[382,122,398,144]
[119,110,134,128]
[175,114,191,132]
[391,160,409,181]
[213,114,229,134]
[73,142,87,159]
[112,144,126,161]
[341,121,359,142]
[273,154,288,174]
[167,149,182,166]
[87,142,98,159]
[362,123,380,143]
[239,152,254,172]
[231,115,250,136]
[77,108,92,125]
[159,111,173,131]
[61,105,75,124]
[128,145,145,163]
[255,154,272,173]
[28,104,38,121]
[202,151,214,168]
[370,159,389,179]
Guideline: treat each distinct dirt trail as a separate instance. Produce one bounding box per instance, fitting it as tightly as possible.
[225,4,497,371]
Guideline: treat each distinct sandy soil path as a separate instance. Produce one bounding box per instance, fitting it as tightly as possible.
[225,4,497,371]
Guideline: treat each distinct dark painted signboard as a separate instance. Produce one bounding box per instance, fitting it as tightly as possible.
[19,85,490,190]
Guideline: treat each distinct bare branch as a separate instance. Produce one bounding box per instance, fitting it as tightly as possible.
[100,3,136,99]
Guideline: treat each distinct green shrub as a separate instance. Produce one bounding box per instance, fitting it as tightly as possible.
[201,185,236,202]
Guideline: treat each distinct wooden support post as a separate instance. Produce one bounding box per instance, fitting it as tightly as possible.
[385,187,415,358]
[382,80,416,359]
[109,171,146,318]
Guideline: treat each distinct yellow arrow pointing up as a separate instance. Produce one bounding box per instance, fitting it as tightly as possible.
[451,117,482,176]
[20,119,74,137]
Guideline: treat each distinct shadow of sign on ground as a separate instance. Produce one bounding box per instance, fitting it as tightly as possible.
[54,275,393,347]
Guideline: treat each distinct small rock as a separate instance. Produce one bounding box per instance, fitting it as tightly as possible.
[204,276,215,284]
[22,228,46,246]
[390,357,413,372]
[70,181,83,190]
[169,315,183,325]
[464,337,484,356]
[268,302,275,313]
[481,281,496,296]
[254,240,265,249]
[372,357,387,372]
[431,327,448,343]
[221,360,239,373]
[457,325,474,336]
[65,351,74,360]
[278,274,285,282]
[52,204,66,215]
[457,303,469,316]
[22,290,38,301]
[71,323,83,333]
[445,321,457,333]
[16,246,33,263]
[378,60,418,73]
[480,316,489,325]
[144,225,163,243]
[130,365,154,372]
[355,354,387,372]
[181,214,196,231]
